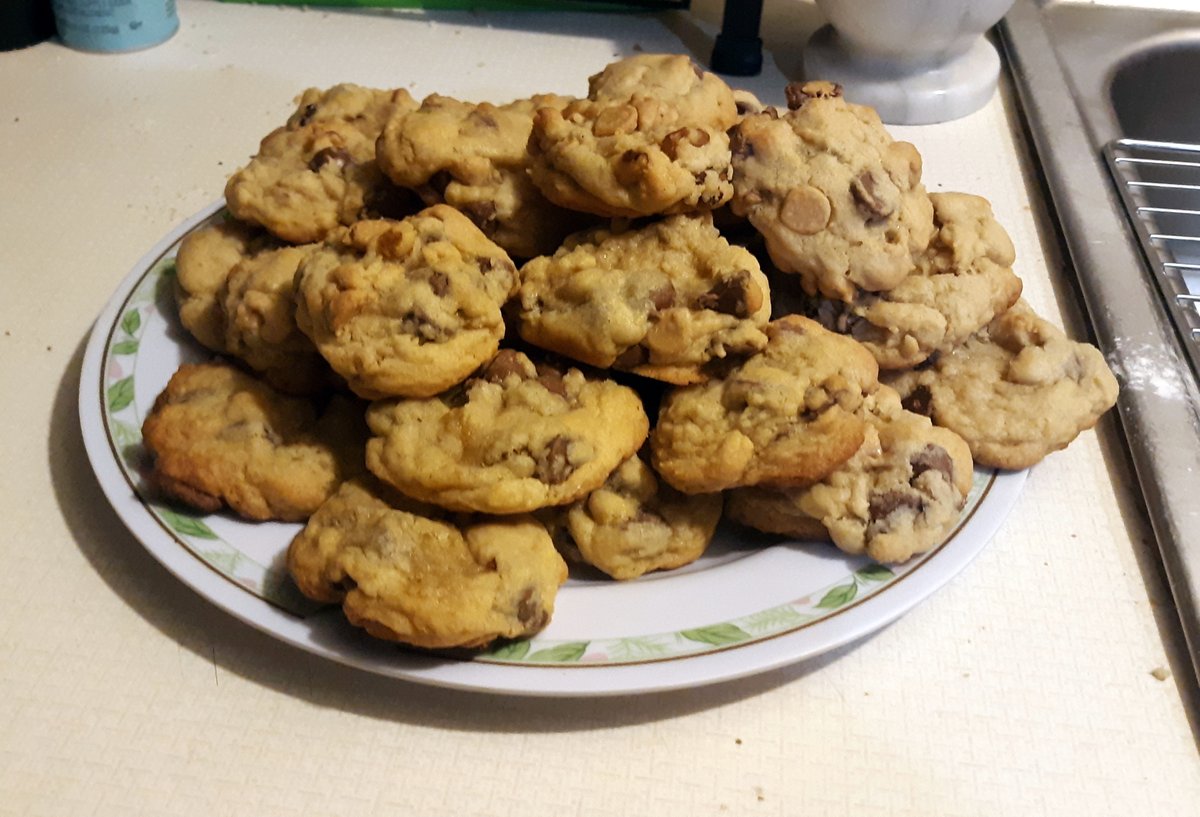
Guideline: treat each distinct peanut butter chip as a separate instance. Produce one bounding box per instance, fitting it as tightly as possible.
[593,104,638,137]
[780,186,831,235]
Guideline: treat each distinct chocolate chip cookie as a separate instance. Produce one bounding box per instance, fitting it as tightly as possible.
[365,350,650,514]
[174,218,275,354]
[287,478,567,650]
[293,206,519,399]
[884,300,1119,469]
[650,314,880,493]
[730,81,934,302]
[516,214,771,384]
[794,191,1023,369]
[376,93,590,258]
[225,84,419,244]
[141,361,366,522]
[727,385,973,563]
[540,454,723,580]
[173,217,336,394]
[528,53,738,217]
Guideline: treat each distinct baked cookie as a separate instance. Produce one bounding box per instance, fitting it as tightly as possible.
[727,386,973,564]
[141,362,367,522]
[174,218,275,354]
[365,349,650,514]
[540,454,723,580]
[516,214,771,384]
[219,241,335,395]
[792,192,1023,369]
[730,81,934,302]
[173,218,334,394]
[376,93,590,259]
[294,206,519,399]
[528,53,738,217]
[287,479,567,650]
[225,84,419,244]
[650,314,880,493]
[884,300,1119,469]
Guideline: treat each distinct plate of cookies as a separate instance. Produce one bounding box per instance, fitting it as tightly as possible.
[79,55,1117,696]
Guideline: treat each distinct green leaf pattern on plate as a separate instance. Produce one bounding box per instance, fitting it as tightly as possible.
[527,642,589,663]
[157,506,219,539]
[107,376,135,413]
[485,640,532,661]
[681,623,751,646]
[817,582,858,609]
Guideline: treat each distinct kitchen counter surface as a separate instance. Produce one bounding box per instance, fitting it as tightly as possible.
[2,1,1198,813]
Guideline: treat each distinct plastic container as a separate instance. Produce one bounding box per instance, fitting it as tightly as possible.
[51,0,178,53]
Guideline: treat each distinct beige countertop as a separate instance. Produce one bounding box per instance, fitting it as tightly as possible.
[2,1,1198,813]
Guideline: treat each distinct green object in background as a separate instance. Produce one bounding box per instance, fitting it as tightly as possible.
[216,0,689,10]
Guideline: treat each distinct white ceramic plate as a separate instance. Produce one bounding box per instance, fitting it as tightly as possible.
[79,202,1026,697]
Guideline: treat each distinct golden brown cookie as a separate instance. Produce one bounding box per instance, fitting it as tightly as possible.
[287,479,567,650]
[539,455,723,580]
[528,53,738,217]
[730,81,934,302]
[141,362,367,522]
[225,84,419,244]
[293,206,519,399]
[516,214,771,384]
[884,300,1119,469]
[174,218,274,354]
[650,315,880,493]
[376,93,590,259]
[727,386,973,564]
[787,192,1023,369]
[365,350,650,514]
[173,218,334,394]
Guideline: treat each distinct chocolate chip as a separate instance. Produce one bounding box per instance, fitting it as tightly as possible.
[613,344,647,369]
[901,384,933,416]
[296,103,318,127]
[440,382,470,408]
[534,436,575,484]
[910,444,953,486]
[479,256,516,276]
[308,147,352,172]
[428,271,450,296]
[869,490,923,522]
[649,282,676,312]
[694,270,762,318]
[481,349,530,382]
[729,127,754,159]
[459,200,498,233]
[516,588,548,630]
[400,308,445,342]
[851,171,894,221]
[535,370,568,398]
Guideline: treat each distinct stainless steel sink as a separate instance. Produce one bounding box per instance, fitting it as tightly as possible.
[1111,40,1200,143]
[999,2,1200,683]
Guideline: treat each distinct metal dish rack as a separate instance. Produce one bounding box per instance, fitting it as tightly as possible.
[1106,139,1200,382]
